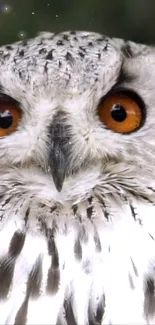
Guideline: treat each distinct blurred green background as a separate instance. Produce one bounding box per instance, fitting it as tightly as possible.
[0,0,155,45]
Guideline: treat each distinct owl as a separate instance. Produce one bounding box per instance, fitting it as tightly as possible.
[0,30,155,325]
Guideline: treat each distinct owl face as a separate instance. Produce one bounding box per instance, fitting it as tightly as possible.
[0,31,154,195]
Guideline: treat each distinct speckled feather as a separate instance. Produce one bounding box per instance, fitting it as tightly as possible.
[0,31,155,324]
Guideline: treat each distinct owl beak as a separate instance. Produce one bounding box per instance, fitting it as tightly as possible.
[48,112,70,192]
[50,142,66,192]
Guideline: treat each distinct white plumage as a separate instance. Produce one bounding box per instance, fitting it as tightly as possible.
[0,31,155,324]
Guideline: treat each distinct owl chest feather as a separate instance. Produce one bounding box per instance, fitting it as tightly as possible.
[0,181,155,325]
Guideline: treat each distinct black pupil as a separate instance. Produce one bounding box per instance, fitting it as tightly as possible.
[111,104,127,122]
[0,110,13,129]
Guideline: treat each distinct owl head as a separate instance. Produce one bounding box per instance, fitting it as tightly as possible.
[0,31,154,199]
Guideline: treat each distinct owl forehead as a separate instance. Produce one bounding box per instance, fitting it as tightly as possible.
[0,31,123,97]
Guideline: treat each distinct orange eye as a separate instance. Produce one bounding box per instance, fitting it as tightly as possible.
[0,101,22,136]
[98,92,143,134]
